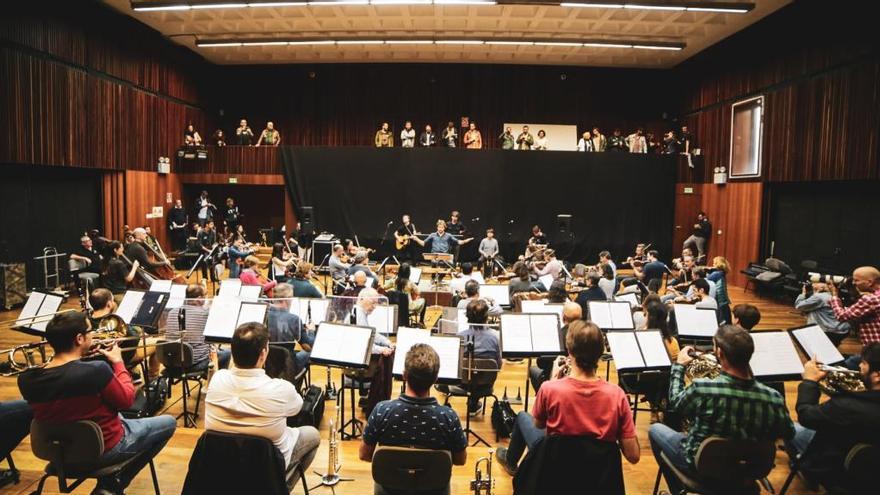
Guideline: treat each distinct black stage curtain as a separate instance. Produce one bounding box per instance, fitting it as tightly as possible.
[0,164,102,287]
[281,147,675,264]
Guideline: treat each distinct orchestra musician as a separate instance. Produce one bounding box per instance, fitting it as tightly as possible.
[270,242,297,283]
[329,244,350,294]
[352,289,395,356]
[394,214,419,263]
[290,262,322,299]
[240,255,277,298]
[632,250,666,292]
[71,235,102,274]
[446,211,468,261]
[532,248,563,281]
[164,284,231,372]
[508,261,544,299]
[125,228,170,274]
[17,312,177,495]
[650,325,794,495]
[88,288,160,381]
[478,228,500,278]
[624,243,647,267]
[527,225,547,249]
[226,237,254,280]
[167,199,188,252]
[673,278,718,310]
[456,280,502,317]
[292,221,315,262]
[222,197,240,236]
[197,220,220,284]
[102,241,140,301]
[346,251,379,285]
[455,299,501,415]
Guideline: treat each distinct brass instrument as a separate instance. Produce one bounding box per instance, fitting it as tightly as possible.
[818,365,866,394]
[470,448,495,495]
[684,349,722,381]
[1,341,51,377]
[311,404,353,490]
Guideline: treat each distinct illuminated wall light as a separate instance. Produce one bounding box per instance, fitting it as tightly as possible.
[372,0,431,4]
[583,42,632,48]
[560,3,623,8]
[624,4,686,11]
[241,41,291,46]
[133,4,191,11]
[435,40,484,44]
[534,42,583,47]
[309,0,369,4]
[191,3,248,8]
[485,41,534,46]
[336,40,385,44]
[686,7,748,13]
[200,42,245,47]
[632,44,681,50]
[288,40,337,45]
[249,2,309,5]
[384,40,435,44]
[434,0,497,4]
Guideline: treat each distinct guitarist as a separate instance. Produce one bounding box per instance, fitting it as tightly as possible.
[394,214,419,262]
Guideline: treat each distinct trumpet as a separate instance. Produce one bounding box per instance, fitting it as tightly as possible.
[471,448,495,495]
[818,365,866,394]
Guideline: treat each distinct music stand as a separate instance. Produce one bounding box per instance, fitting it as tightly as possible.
[309,323,375,440]
[186,243,219,292]
[203,299,269,343]
[605,330,672,422]
[460,337,497,448]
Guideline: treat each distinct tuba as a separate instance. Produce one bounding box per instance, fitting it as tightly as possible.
[818,365,866,394]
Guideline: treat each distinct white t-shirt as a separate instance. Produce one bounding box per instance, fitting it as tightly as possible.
[206,367,303,466]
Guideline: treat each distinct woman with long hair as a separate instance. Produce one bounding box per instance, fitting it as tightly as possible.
[101,241,139,300]
[707,256,731,324]
[240,255,277,298]
[270,242,295,283]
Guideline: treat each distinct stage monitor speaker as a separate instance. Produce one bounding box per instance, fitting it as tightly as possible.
[300,206,315,232]
[557,214,572,234]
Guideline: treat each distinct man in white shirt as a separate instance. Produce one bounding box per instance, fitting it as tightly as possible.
[677,279,718,310]
[456,280,503,317]
[352,288,395,355]
[449,262,485,296]
[533,249,563,281]
[400,121,416,148]
[205,323,320,470]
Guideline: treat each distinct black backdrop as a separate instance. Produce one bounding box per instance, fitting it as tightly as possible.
[282,148,675,263]
[765,181,880,274]
[0,164,102,287]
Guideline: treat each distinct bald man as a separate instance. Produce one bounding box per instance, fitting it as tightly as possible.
[829,266,880,347]
[124,227,169,271]
[530,301,583,391]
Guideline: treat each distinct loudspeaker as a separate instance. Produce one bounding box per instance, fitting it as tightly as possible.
[557,214,572,234]
[300,206,315,232]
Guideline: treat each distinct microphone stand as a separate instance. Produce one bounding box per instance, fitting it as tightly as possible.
[316,253,331,296]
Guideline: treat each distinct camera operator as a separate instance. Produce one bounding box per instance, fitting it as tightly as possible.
[795,282,852,347]
[829,267,880,369]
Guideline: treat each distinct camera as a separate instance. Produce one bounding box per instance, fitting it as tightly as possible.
[807,272,850,285]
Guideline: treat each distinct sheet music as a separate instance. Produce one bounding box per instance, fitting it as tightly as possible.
[432,336,463,381]
[606,332,645,370]
[480,284,510,306]
[32,293,63,332]
[366,278,376,289]
[500,314,534,353]
[236,302,268,328]
[521,301,565,322]
[614,292,640,309]
[750,332,804,378]
[588,301,613,329]
[674,305,719,338]
[166,285,187,310]
[529,314,562,353]
[217,279,242,298]
[307,299,330,325]
[457,308,469,332]
[311,323,372,366]
[637,331,672,367]
[204,299,241,340]
[408,267,422,283]
[538,274,554,292]
[369,305,395,335]
[393,327,431,375]
[149,279,173,293]
[609,302,635,329]
[239,285,262,302]
[791,325,845,365]
[115,291,146,324]
[16,292,45,327]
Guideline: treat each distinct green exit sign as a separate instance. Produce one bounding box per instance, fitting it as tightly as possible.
[228,177,238,184]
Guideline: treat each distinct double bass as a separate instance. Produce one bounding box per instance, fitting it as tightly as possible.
[143,238,187,284]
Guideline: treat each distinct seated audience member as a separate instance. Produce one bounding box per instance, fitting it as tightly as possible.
[649,325,795,495]
[732,303,761,331]
[18,312,176,494]
[205,323,320,473]
[184,123,202,146]
[829,266,880,347]
[164,284,231,371]
[450,262,485,296]
[529,301,582,391]
[290,261,322,298]
[786,344,880,488]
[598,263,615,300]
[353,288,395,356]
[360,344,468,493]
[795,282,852,346]
[457,280,503,317]
[240,255,277,297]
[255,121,281,147]
[267,283,312,371]
[575,270,607,317]
[497,320,640,474]
[88,288,160,381]
[457,300,502,415]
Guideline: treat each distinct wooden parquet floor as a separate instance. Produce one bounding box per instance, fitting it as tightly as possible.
[0,285,862,495]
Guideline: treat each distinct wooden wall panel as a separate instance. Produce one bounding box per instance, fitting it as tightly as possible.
[123,170,183,251]
[177,173,284,185]
[175,147,280,175]
[699,182,763,288]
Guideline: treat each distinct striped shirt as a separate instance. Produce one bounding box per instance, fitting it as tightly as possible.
[164,303,211,364]
[668,363,795,466]
[831,288,880,345]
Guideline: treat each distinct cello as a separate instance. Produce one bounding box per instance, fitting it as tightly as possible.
[143,239,187,284]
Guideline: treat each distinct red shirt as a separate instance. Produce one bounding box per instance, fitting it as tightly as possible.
[532,377,636,441]
[18,360,134,450]
[831,288,880,345]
